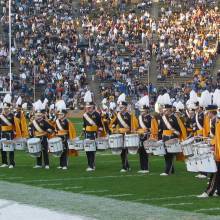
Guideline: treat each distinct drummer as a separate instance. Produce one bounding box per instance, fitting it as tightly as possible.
[136,104,152,173]
[14,96,29,139]
[160,104,181,176]
[29,100,55,169]
[197,104,220,198]
[110,100,132,172]
[83,91,103,171]
[55,100,77,170]
[0,94,16,168]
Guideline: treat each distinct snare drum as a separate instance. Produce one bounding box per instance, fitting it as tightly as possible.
[124,134,140,155]
[48,137,63,157]
[197,153,217,173]
[96,137,109,150]
[2,140,15,152]
[68,138,84,151]
[109,134,123,155]
[197,143,212,155]
[143,139,156,154]
[84,139,96,152]
[185,156,199,172]
[27,138,41,157]
[181,137,194,156]
[165,138,182,153]
[151,140,166,156]
[14,138,27,150]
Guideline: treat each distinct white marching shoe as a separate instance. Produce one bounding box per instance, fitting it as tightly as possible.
[160,173,168,176]
[138,170,149,174]
[195,174,207,179]
[0,164,8,168]
[120,169,127,173]
[33,165,42,169]
[8,165,14,169]
[57,166,62,169]
[45,165,50,169]
[62,166,68,170]
[197,192,209,198]
[86,167,95,172]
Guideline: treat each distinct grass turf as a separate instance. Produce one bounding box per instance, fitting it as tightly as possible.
[0,118,219,216]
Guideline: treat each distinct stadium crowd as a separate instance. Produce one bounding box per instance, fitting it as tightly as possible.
[0,0,219,109]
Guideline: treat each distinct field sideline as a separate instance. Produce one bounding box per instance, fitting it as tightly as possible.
[0,118,219,218]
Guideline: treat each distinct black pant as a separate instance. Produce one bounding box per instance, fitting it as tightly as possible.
[164,152,175,174]
[36,136,49,166]
[138,146,149,170]
[163,135,176,174]
[1,132,15,166]
[206,162,220,196]
[1,150,15,166]
[60,148,68,167]
[121,148,130,170]
[60,139,68,167]
[85,132,96,169]
[86,151,95,169]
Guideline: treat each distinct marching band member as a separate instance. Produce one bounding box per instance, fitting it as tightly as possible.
[55,100,77,170]
[83,91,103,171]
[159,93,181,176]
[136,95,151,173]
[0,94,16,168]
[197,104,220,198]
[14,96,29,139]
[110,94,134,172]
[29,100,54,169]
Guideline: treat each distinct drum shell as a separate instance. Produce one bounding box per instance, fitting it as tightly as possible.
[185,156,199,172]
[14,138,27,150]
[108,134,123,149]
[84,139,96,152]
[124,134,140,148]
[68,138,84,150]
[96,137,109,150]
[2,140,15,152]
[165,138,182,153]
[143,139,156,154]
[151,141,166,156]
[197,153,217,173]
[181,144,193,156]
[27,138,41,157]
[48,137,63,156]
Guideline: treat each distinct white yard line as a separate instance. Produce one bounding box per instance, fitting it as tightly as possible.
[195,208,220,212]
[106,194,134,198]
[133,195,197,202]
[20,174,145,183]
[0,181,218,220]
[163,202,193,207]
[62,186,83,190]
[79,190,109,194]
[37,183,63,187]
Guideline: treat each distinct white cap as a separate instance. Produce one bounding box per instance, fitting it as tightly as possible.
[117,93,126,105]
[55,100,66,112]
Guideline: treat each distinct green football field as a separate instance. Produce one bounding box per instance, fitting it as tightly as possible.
[0,118,219,217]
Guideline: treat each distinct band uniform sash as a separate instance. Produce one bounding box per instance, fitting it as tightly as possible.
[117,113,129,129]
[0,114,12,126]
[83,113,97,126]
[1,125,13,132]
[33,120,47,137]
[195,112,203,130]
[138,115,147,130]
